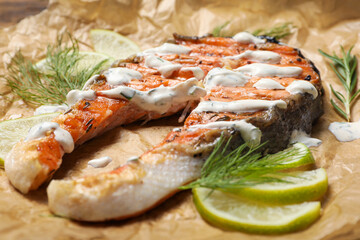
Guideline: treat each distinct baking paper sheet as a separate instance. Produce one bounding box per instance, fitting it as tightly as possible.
[1,0,360,239]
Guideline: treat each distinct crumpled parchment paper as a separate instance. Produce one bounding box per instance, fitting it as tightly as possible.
[1,0,360,239]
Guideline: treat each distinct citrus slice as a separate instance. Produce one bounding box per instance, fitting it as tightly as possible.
[74,51,113,72]
[222,168,328,204]
[262,143,315,170]
[0,113,60,166]
[90,29,141,59]
[193,187,321,234]
[36,51,113,75]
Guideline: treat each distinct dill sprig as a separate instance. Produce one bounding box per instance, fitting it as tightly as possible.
[253,22,294,40]
[181,136,303,190]
[319,46,358,122]
[212,21,231,37]
[3,34,107,106]
[211,22,294,40]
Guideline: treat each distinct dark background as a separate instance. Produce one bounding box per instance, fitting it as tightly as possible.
[0,0,49,27]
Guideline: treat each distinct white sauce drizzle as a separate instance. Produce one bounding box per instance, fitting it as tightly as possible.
[233,32,266,44]
[34,104,69,115]
[99,78,206,114]
[26,122,74,153]
[289,130,322,147]
[193,99,287,113]
[144,55,182,78]
[82,74,99,90]
[143,43,191,55]
[286,80,318,99]
[88,156,112,168]
[328,121,360,142]
[103,67,142,86]
[127,156,139,162]
[66,90,96,106]
[236,63,303,78]
[180,67,204,80]
[253,78,285,90]
[189,120,261,147]
[204,68,249,90]
[224,50,281,64]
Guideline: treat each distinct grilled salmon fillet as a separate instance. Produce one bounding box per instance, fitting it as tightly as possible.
[5,32,322,220]
[46,33,323,221]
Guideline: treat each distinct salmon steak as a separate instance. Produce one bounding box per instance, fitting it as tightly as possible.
[5,32,323,221]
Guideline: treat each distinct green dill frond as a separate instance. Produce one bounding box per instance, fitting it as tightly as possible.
[181,135,305,191]
[212,21,231,37]
[253,22,294,40]
[211,22,294,40]
[3,33,107,106]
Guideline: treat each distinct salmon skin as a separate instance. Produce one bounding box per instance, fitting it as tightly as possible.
[6,32,322,221]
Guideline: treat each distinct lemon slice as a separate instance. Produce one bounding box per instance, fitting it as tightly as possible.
[90,29,141,60]
[222,168,328,204]
[193,187,321,234]
[36,51,113,75]
[0,113,60,166]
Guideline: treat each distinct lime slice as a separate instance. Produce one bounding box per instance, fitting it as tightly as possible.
[222,168,328,204]
[193,187,321,234]
[74,52,113,73]
[36,51,113,75]
[0,113,60,166]
[90,29,141,60]
[263,143,315,170]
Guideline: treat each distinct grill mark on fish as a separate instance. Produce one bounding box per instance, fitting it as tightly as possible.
[83,102,91,109]
[85,118,94,126]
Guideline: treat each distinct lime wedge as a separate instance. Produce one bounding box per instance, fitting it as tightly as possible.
[222,168,328,204]
[90,29,141,60]
[36,51,113,75]
[0,113,60,167]
[193,187,321,234]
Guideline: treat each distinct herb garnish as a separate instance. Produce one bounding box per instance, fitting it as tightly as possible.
[252,22,294,40]
[319,46,358,122]
[212,21,231,37]
[211,22,294,40]
[181,136,304,190]
[3,34,108,106]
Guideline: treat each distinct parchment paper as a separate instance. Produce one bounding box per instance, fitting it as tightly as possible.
[1,0,360,239]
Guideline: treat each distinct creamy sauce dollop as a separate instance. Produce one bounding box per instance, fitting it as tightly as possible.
[66,90,96,106]
[204,68,249,90]
[100,78,206,114]
[225,50,281,64]
[233,32,266,44]
[289,130,322,147]
[286,80,318,99]
[194,99,287,113]
[26,122,74,153]
[104,67,142,86]
[144,55,182,78]
[329,121,360,142]
[143,43,191,55]
[180,67,205,80]
[236,63,303,78]
[34,104,68,115]
[253,78,285,90]
[189,120,261,147]
[88,156,112,168]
